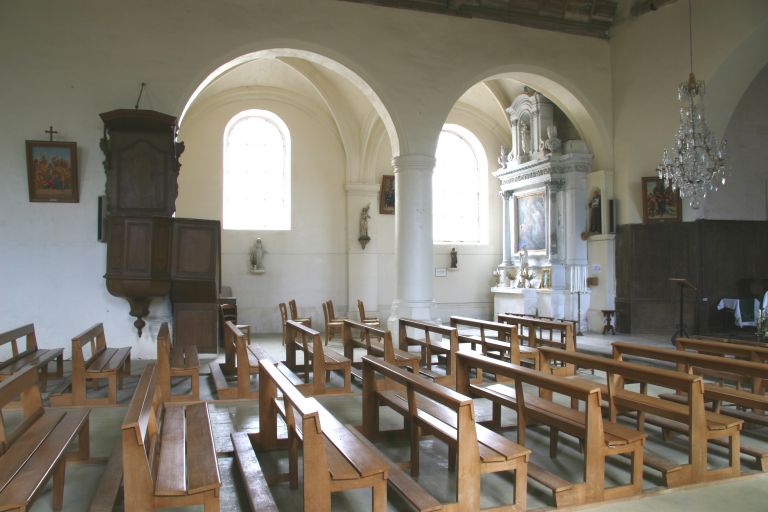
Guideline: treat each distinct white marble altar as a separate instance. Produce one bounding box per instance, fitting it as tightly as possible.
[492,91,592,329]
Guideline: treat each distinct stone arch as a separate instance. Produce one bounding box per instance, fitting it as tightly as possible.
[177,47,400,158]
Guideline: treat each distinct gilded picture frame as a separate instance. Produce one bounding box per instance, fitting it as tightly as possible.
[641,176,681,223]
[379,174,395,214]
[26,140,79,203]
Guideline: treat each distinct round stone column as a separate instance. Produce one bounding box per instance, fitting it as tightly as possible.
[388,154,436,324]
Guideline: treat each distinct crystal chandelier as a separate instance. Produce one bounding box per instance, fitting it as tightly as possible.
[657,0,727,210]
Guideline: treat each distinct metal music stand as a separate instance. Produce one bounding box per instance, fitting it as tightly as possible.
[669,278,696,343]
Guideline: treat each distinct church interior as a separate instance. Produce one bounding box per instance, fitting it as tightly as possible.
[1,0,768,510]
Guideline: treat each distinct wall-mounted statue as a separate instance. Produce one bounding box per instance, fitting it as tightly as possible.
[358,203,371,249]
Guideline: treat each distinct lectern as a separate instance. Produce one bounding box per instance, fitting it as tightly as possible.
[669,278,696,342]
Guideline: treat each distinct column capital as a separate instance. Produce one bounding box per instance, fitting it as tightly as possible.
[392,154,436,174]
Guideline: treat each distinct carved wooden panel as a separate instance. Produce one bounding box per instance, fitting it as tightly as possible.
[173,303,218,353]
[171,219,220,303]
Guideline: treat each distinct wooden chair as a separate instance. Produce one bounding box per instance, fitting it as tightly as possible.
[156,322,199,402]
[322,299,347,345]
[278,302,290,346]
[357,299,381,328]
[122,364,220,511]
[288,299,312,327]
[0,365,90,511]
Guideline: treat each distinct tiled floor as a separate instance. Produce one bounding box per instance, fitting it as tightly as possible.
[20,331,768,511]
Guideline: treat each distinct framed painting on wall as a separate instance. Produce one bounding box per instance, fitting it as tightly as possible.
[513,188,547,255]
[379,174,395,214]
[641,176,681,223]
[25,140,79,202]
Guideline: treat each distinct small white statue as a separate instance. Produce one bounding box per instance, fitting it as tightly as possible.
[250,238,265,271]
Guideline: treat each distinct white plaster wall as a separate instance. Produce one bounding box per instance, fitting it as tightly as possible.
[695,64,768,220]
[611,0,768,224]
[178,91,347,333]
[0,0,612,351]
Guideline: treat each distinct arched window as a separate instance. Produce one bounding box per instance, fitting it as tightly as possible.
[223,109,291,230]
[433,124,488,244]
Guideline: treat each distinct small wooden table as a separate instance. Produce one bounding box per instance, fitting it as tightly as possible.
[601,310,615,335]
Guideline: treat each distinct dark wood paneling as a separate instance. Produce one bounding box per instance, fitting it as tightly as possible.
[173,303,218,353]
[170,219,220,303]
[616,220,768,335]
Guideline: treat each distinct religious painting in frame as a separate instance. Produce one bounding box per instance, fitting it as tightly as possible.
[513,187,548,255]
[641,176,681,223]
[379,174,395,214]
[25,140,79,203]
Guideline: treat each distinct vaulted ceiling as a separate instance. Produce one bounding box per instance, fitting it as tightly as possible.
[336,0,678,39]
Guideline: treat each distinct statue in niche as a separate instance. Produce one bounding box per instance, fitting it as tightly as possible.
[250,238,266,271]
[450,248,458,269]
[520,120,531,157]
[542,125,562,156]
[588,190,602,235]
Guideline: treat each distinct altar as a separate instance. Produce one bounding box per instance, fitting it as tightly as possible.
[491,90,592,328]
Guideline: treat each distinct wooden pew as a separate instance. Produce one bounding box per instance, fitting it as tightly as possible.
[341,319,419,381]
[449,316,536,368]
[362,355,530,511]
[455,350,645,507]
[497,314,576,376]
[537,346,743,487]
[398,318,460,386]
[0,323,63,391]
[156,322,199,402]
[612,341,768,470]
[212,321,303,399]
[247,358,388,511]
[50,323,131,406]
[287,320,351,395]
[676,337,768,395]
[122,364,220,511]
[0,365,90,511]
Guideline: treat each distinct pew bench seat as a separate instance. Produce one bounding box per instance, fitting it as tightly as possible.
[0,366,90,512]
[0,324,64,392]
[122,364,220,511]
[231,432,278,512]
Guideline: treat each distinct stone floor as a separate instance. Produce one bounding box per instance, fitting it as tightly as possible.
[19,330,768,511]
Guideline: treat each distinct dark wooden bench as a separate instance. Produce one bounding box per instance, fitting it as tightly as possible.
[247,358,388,510]
[211,321,303,399]
[50,323,131,406]
[0,323,63,392]
[156,321,199,402]
[286,320,351,395]
[342,319,419,382]
[398,318,460,386]
[362,355,530,511]
[455,350,645,507]
[0,365,90,511]
[538,346,743,487]
[122,364,220,511]
[613,341,768,471]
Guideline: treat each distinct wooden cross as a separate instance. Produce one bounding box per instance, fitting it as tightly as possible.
[45,125,58,141]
